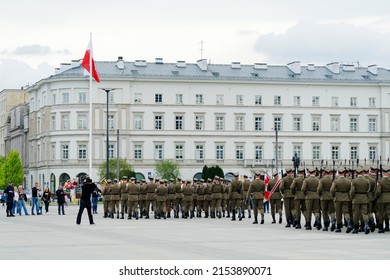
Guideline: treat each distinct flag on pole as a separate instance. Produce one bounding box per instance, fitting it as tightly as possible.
[82,39,100,82]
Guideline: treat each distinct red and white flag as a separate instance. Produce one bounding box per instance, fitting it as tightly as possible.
[82,38,100,82]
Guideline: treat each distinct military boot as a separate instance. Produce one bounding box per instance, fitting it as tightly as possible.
[330,220,336,232]
[226,211,230,218]
[306,222,312,230]
[279,214,282,224]
[238,209,242,221]
[260,214,264,224]
[385,220,390,231]
[135,211,139,220]
[253,216,258,224]
[364,221,370,235]
[316,217,322,230]
[104,212,108,218]
[231,210,236,221]
[293,219,298,228]
[271,214,276,224]
[163,212,166,220]
[128,213,132,220]
[352,224,359,234]
[241,210,245,219]
[323,221,330,231]
[116,212,120,219]
[369,218,375,233]
[222,210,225,217]
[335,223,342,233]
[248,209,251,218]
[378,224,385,233]
[358,222,365,232]
[346,221,353,233]
[204,211,209,218]
[190,211,194,219]
[167,211,171,218]
[120,213,124,219]
[218,211,222,219]
[295,222,302,229]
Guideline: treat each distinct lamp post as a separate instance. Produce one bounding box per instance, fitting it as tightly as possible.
[275,126,279,175]
[101,88,115,179]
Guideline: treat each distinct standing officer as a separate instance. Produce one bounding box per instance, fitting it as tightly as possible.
[174,178,184,218]
[350,166,370,234]
[204,178,213,218]
[330,167,352,233]
[4,181,15,217]
[119,176,129,219]
[280,167,295,227]
[127,177,139,220]
[109,179,121,219]
[182,179,193,219]
[317,167,336,231]
[246,171,266,224]
[155,180,168,219]
[229,172,243,221]
[196,179,206,217]
[211,176,223,219]
[290,168,307,229]
[101,179,111,218]
[268,171,283,224]
[145,176,158,219]
[166,179,176,218]
[375,165,390,233]
[302,167,321,230]
[138,179,147,218]
[241,175,251,218]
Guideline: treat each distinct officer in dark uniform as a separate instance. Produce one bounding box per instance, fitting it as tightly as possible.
[4,181,15,217]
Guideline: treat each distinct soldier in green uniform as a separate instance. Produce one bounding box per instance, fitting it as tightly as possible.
[241,175,251,218]
[119,176,128,219]
[229,172,243,221]
[246,171,265,224]
[166,179,176,218]
[191,179,199,219]
[182,179,193,219]
[280,167,295,227]
[174,178,184,218]
[101,179,111,218]
[145,176,158,219]
[302,167,321,230]
[204,178,213,218]
[138,179,147,218]
[268,171,282,224]
[330,167,352,233]
[222,179,230,218]
[108,179,121,219]
[211,176,223,218]
[375,165,390,233]
[155,180,168,219]
[317,167,335,231]
[196,179,206,217]
[364,167,377,232]
[350,166,370,234]
[290,168,307,229]
[127,177,139,220]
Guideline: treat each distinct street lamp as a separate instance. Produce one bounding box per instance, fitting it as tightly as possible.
[274,126,279,175]
[101,88,115,179]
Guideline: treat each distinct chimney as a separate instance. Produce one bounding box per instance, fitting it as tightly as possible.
[197,59,208,71]
[134,60,147,67]
[326,62,340,74]
[253,63,267,70]
[342,64,355,72]
[116,56,125,70]
[176,61,186,68]
[55,63,71,74]
[307,63,315,71]
[287,61,301,74]
[367,64,377,75]
[231,62,241,69]
[155,57,163,64]
[71,59,81,68]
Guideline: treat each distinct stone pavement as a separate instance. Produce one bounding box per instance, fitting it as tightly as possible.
[0,204,389,260]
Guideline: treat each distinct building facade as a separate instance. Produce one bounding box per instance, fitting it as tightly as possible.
[25,58,390,190]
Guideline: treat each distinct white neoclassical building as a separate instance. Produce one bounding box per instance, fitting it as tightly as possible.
[25,58,390,190]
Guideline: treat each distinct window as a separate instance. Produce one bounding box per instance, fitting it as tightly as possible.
[350,146,358,160]
[369,97,376,108]
[274,116,282,131]
[155,93,163,103]
[78,144,87,159]
[349,117,358,132]
[331,117,339,132]
[235,116,244,131]
[331,97,339,107]
[62,92,69,104]
[195,115,204,130]
[254,116,263,131]
[61,145,69,160]
[155,115,163,130]
[274,144,283,161]
[236,145,244,160]
[107,115,115,129]
[78,115,87,130]
[255,95,262,105]
[331,146,339,160]
[196,145,204,160]
[37,118,41,134]
[51,115,56,131]
[368,118,377,132]
[294,96,301,106]
[196,94,204,104]
[216,145,224,160]
[134,93,142,104]
[52,94,56,105]
[216,94,224,105]
[312,96,320,106]
[293,117,301,131]
[175,144,184,160]
[236,95,243,105]
[155,144,163,160]
[274,96,281,105]
[79,92,87,103]
[51,144,56,160]
[108,144,115,159]
[109,92,115,103]
[350,97,357,107]
[175,116,183,130]
[215,116,224,131]
[369,146,377,160]
[312,145,320,160]
[134,115,143,130]
[134,144,142,160]
[293,145,302,159]
[61,114,69,130]
[312,116,320,131]
[255,145,263,161]
[175,94,183,104]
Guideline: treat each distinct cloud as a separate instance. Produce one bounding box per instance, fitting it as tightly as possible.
[253,21,390,67]
[2,44,71,56]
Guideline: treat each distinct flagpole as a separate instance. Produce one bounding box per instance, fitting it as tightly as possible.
[88,33,93,177]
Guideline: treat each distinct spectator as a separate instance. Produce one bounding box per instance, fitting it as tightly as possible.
[56,185,66,215]
[92,184,101,214]
[76,177,95,225]
[17,187,29,215]
[4,181,15,217]
[31,182,42,215]
[41,187,51,213]
[12,187,19,215]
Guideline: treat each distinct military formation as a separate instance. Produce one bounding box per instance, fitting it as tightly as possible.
[98,165,390,234]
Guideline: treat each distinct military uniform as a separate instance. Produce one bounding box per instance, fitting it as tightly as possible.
[196,179,206,217]
[175,179,184,218]
[192,180,199,218]
[222,181,230,218]
[119,177,128,219]
[155,181,168,219]
[203,179,213,218]
[364,167,377,232]
[138,180,147,218]
[182,180,194,218]
[109,180,121,219]
[302,169,321,230]
[246,172,265,224]
[350,168,370,234]
[229,175,243,221]
[267,172,282,224]
[241,176,251,218]
[127,178,140,219]
[211,177,223,218]
[101,180,111,218]
[280,168,295,227]
[166,179,176,218]
[290,170,307,229]
[317,168,335,231]
[375,167,390,233]
[145,178,158,219]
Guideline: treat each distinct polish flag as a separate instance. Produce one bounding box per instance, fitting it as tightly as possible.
[82,38,100,82]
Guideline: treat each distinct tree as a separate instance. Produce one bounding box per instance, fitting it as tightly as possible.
[3,150,24,187]
[201,165,224,180]
[0,156,5,189]
[98,159,135,181]
[155,160,181,181]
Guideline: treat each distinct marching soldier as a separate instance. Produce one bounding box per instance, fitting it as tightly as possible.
[166,179,176,218]
[364,166,377,232]
[280,167,295,227]
[229,173,243,221]
[196,179,206,217]
[291,168,307,229]
[109,179,121,219]
[330,167,352,233]
[222,179,230,218]
[241,175,251,218]
[174,178,184,218]
[302,167,321,230]
[119,176,129,219]
[317,167,336,231]
[246,171,266,224]
[155,180,168,219]
[267,171,283,224]
[145,176,158,219]
[350,166,370,234]
[182,179,194,219]
[192,179,199,219]
[138,179,147,218]
[211,176,223,218]
[127,177,140,220]
[101,179,111,218]
[204,178,213,218]
[375,165,390,233]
